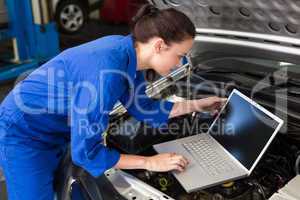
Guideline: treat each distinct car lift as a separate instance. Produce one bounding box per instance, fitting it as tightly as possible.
[0,0,59,82]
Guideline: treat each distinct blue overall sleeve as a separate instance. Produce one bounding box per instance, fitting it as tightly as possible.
[70,68,121,177]
[119,72,174,128]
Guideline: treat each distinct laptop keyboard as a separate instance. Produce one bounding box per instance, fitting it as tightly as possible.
[182,135,237,177]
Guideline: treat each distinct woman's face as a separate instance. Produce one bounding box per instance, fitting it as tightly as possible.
[150,37,194,76]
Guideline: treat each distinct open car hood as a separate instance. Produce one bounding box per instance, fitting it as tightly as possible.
[149,0,300,64]
[149,0,300,39]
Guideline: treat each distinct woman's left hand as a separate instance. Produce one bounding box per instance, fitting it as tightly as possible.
[196,96,227,115]
[169,96,227,118]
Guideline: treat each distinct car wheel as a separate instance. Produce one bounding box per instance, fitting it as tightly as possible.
[55,0,88,34]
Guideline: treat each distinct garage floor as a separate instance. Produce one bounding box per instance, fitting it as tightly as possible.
[0,19,129,200]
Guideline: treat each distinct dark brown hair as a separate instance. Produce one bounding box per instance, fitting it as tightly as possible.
[131,4,196,45]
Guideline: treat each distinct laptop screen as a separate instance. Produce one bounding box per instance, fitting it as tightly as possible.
[209,91,280,170]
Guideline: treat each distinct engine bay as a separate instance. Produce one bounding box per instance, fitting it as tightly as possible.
[106,57,300,199]
[107,115,300,200]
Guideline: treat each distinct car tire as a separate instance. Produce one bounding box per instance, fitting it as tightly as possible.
[55,0,88,34]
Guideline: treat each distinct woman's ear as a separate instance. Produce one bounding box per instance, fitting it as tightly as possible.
[153,38,167,54]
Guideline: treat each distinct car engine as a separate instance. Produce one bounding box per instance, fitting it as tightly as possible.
[107,113,300,199]
[106,57,300,200]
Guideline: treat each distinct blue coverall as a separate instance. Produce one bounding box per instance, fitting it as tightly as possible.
[0,35,174,200]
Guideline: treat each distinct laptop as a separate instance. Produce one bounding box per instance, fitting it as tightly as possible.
[154,89,284,193]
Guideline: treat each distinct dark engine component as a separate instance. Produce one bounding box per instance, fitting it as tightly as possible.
[107,112,214,154]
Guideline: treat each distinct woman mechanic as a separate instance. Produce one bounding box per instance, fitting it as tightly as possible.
[0,4,225,200]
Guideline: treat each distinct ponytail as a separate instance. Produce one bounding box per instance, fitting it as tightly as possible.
[131,4,159,28]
